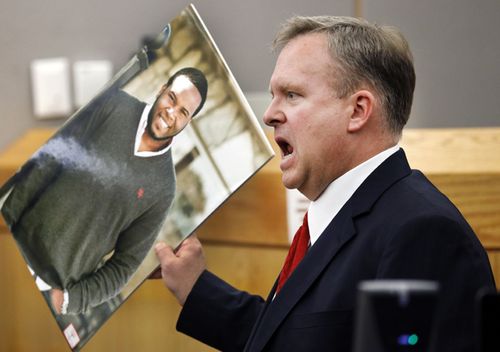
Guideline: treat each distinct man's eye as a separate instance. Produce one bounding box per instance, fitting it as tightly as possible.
[287,92,298,100]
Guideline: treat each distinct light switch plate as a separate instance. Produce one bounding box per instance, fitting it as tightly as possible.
[30,57,72,119]
[73,60,113,108]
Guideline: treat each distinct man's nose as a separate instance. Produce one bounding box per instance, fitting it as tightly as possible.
[166,107,175,116]
[263,100,284,127]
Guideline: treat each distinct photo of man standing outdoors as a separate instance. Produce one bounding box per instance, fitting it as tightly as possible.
[1,67,208,316]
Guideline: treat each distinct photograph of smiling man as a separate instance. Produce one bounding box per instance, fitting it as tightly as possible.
[1,67,208,316]
[0,5,274,349]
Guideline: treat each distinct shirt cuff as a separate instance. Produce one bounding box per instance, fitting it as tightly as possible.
[61,289,69,315]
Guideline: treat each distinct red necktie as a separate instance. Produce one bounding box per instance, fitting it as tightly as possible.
[276,212,310,294]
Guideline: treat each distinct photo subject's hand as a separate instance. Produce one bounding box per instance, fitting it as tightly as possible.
[50,288,64,315]
[154,235,206,306]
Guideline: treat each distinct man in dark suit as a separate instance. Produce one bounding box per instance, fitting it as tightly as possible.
[154,16,495,351]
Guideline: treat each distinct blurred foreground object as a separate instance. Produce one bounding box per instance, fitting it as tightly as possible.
[354,280,439,352]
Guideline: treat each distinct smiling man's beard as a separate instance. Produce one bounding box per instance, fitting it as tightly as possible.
[146,106,172,142]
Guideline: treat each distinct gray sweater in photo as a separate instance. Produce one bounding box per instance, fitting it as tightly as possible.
[2,90,176,314]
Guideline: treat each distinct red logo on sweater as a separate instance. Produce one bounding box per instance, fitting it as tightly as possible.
[137,188,144,199]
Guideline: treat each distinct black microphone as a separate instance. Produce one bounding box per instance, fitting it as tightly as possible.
[148,24,172,51]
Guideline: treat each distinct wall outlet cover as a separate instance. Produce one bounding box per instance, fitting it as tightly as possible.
[30,57,72,119]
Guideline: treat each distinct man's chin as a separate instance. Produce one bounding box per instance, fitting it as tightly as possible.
[281,173,299,190]
[150,133,172,141]
[147,126,172,141]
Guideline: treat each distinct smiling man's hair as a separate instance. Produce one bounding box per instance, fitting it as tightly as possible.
[166,67,208,118]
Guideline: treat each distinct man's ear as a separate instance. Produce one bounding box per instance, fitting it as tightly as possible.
[347,90,375,132]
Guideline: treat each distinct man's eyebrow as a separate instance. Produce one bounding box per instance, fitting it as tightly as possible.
[171,90,191,117]
[269,81,296,95]
[170,91,178,104]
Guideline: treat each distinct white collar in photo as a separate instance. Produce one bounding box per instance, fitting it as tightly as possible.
[134,104,172,157]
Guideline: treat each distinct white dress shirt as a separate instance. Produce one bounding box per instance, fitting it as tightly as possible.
[308,145,400,246]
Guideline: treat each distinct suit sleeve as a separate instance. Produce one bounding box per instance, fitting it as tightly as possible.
[376,214,495,352]
[177,270,265,352]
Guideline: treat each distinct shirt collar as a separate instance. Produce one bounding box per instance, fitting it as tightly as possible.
[134,104,172,157]
[308,145,400,246]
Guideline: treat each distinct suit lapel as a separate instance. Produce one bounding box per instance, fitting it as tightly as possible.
[245,149,412,351]
[246,211,357,351]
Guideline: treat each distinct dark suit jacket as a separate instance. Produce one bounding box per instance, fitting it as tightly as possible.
[177,149,495,351]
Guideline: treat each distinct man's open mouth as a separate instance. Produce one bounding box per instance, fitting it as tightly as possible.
[276,138,293,157]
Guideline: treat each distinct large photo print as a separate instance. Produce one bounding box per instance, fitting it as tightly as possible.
[0,4,273,350]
